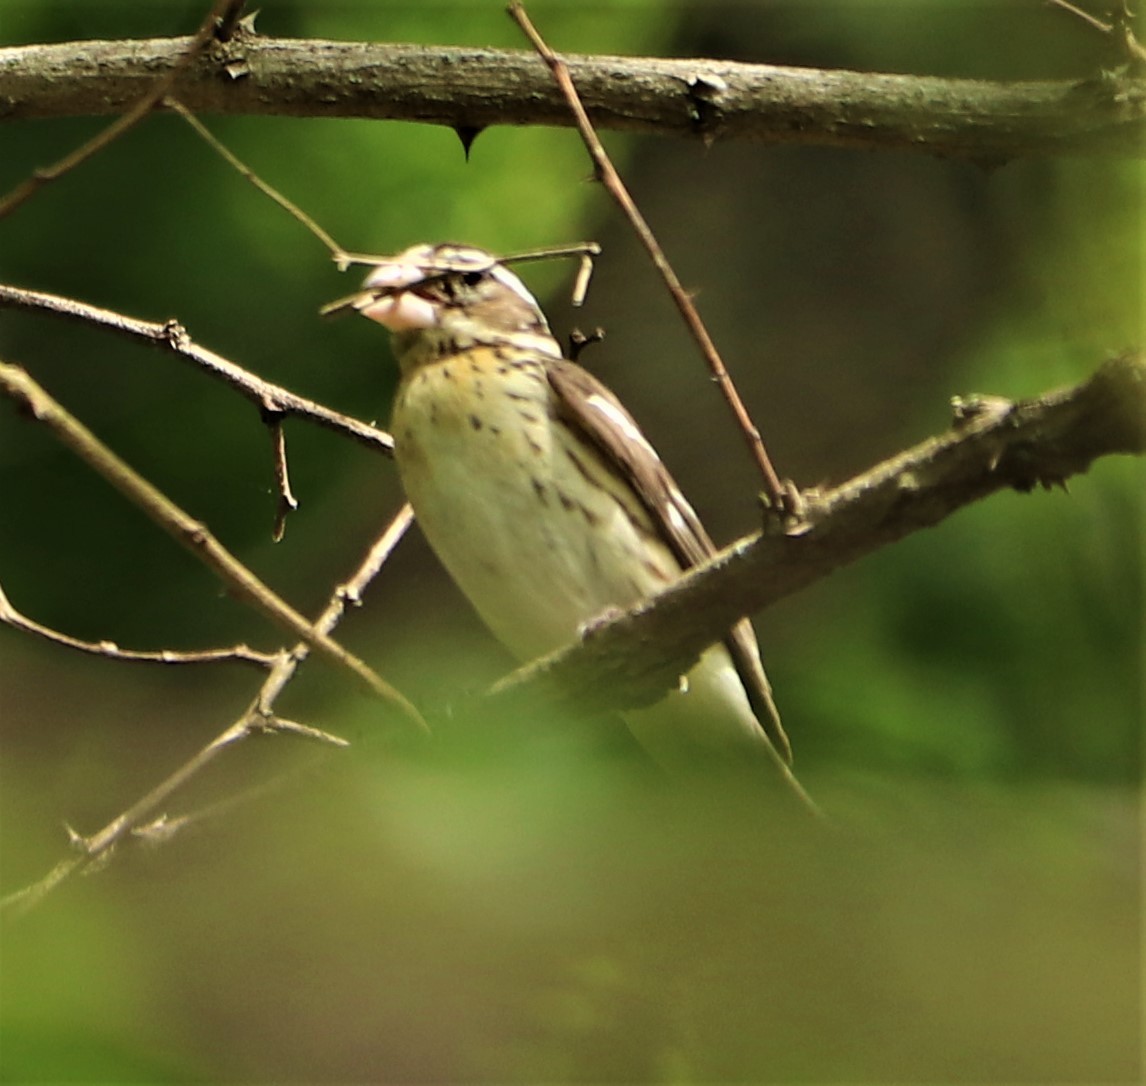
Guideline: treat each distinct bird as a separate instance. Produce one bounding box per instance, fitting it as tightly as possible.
[334,242,792,771]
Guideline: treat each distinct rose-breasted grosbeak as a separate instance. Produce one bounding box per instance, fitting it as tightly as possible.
[337,243,790,769]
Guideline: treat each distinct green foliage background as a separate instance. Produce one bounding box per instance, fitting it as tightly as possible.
[0,2,1141,1082]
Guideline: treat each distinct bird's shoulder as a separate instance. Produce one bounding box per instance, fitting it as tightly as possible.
[542,358,715,569]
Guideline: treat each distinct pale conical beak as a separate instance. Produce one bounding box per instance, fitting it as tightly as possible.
[319,261,438,330]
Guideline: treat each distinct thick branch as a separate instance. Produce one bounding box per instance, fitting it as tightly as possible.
[485,351,1145,719]
[1,36,1142,157]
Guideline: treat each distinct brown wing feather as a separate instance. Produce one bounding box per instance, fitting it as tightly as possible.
[545,359,792,764]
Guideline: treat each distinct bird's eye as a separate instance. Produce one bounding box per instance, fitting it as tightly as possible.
[461,270,485,287]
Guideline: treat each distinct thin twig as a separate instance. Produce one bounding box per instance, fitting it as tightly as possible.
[0,0,237,219]
[322,242,602,318]
[0,361,425,732]
[166,97,345,256]
[1047,0,1116,32]
[1,502,416,918]
[507,3,788,509]
[0,284,394,455]
[0,579,276,668]
[1047,0,1146,64]
[169,100,604,309]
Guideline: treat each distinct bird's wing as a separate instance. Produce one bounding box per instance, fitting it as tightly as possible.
[545,359,792,763]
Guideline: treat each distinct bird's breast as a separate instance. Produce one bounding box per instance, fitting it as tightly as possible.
[390,347,680,659]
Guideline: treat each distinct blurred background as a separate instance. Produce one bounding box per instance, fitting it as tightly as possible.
[0,1,1141,1082]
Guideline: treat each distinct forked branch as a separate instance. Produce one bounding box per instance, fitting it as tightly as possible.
[0,361,423,732]
[0,502,415,919]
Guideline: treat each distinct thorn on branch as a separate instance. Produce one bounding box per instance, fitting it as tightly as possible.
[686,71,729,146]
[262,412,299,541]
[453,125,484,159]
[951,393,1014,428]
[132,814,189,846]
[213,0,251,43]
[160,319,190,349]
[568,327,605,362]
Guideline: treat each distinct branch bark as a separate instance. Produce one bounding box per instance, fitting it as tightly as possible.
[483,351,1145,720]
[2,35,1143,158]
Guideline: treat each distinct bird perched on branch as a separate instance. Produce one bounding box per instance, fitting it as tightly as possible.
[334,242,791,771]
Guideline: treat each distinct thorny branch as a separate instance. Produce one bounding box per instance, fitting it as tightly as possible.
[0,280,393,540]
[0,284,395,456]
[0,0,241,219]
[0,361,424,733]
[1,35,1143,158]
[1,503,415,919]
[0,579,277,668]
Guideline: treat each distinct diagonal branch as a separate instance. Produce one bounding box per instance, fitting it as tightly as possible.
[0,360,424,732]
[509,2,786,507]
[0,36,1142,158]
[0,0,239,218]
[483,351,1145,720]
[0,502,415,919]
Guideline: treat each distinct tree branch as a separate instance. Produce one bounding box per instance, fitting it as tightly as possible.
[1,35,1142,158]
[0,0,238,218]
[509,2,787,507]
[0,360,425,732]
[0,577,278,668]
[0,503,415,919]
[0,284,395,456]
[483,351,1145,719]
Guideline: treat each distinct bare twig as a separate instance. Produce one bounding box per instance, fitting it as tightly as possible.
[0,0,238,219]
[166,97,345,256]
[1047,0,1146,64]
[1048,0,1117,33]
[0,284,395,455]
[1,502,416,918]
[508,3,788,508]
[170,99,605,302]
[0,361,425,732]
[322,242,603,318]
[0,579,277,668]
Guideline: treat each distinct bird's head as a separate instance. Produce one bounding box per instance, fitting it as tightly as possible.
[342,243,562,371]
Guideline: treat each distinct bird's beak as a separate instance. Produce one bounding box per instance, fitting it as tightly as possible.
[319,261,439,331]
